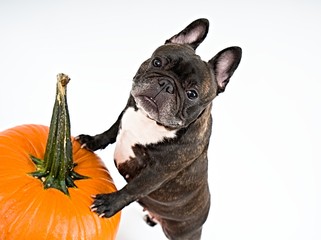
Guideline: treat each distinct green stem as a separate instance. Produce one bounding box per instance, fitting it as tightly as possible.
[30,73,88,195]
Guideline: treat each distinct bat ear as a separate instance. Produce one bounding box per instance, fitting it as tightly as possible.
[209,47,242,93]
[165,18,209,50]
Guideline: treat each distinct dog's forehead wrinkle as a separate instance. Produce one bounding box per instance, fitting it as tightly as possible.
[154,44,195,56]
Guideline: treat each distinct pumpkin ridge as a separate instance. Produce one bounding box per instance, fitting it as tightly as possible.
[69,192,90,238]
[11,189,46,238]
[0,125,47,160]
[1,182,38,236]
[15,125,48,159]
[0,176,36,206]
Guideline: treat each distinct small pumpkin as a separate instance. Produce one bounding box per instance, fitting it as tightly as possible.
[0,74,120,239]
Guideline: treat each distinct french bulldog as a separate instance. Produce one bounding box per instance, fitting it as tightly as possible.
[77,18,242,240]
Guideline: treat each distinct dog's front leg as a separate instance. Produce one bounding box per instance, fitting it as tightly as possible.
[76,111,124,151]
[91,162,175,218]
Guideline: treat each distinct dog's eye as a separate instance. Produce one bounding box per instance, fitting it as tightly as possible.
[186,90,198,100]
[152,58,162,68]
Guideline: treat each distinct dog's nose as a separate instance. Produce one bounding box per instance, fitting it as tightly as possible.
[159,79,174,94]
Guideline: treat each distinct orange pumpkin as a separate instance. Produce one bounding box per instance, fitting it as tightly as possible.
[0,74,120,239]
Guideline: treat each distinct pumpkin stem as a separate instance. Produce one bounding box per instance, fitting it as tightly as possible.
[30,73,88,195]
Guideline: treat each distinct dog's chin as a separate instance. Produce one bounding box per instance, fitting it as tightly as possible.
[134,95,183,129]
[135,95,159,119]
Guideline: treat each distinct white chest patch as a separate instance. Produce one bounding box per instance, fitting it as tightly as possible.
[114,107,177,166]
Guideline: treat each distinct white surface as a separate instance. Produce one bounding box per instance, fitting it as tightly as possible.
[1,1,320,239]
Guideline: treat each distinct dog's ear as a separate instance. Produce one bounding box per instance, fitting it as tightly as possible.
[209,47,242,93]
[165,18,209,50]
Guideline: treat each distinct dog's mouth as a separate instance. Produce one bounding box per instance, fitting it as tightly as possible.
[134,95,159,119]
[133,94,185,129]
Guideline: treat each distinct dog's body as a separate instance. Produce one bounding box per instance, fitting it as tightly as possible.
[77,19,242,239]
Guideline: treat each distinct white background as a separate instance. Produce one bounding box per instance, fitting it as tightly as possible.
[1,1,320,239]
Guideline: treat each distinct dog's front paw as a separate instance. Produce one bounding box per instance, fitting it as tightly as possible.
[91,192,124,218]
[75,134,100,151]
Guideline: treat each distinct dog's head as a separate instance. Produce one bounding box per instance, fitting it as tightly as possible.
[131,18,242,128]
